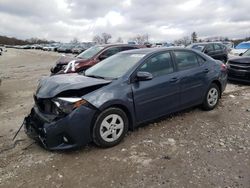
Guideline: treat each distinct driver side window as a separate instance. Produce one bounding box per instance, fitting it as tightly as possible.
[139,52,174,77]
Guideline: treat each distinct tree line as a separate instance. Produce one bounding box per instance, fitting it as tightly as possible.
[92,32,149,45]
[1,32,249,46]
[0,36,53,45]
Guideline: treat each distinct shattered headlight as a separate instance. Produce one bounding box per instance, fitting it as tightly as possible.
[52,97,87,114]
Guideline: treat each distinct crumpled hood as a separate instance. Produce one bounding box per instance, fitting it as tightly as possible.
[229,57,250,64]
[36,74,111,99]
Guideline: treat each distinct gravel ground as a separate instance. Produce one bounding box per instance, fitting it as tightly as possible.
[0,49,250,188]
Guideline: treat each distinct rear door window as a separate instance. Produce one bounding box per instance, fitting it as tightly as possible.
[174,51,200,71]
[197,55,206,65]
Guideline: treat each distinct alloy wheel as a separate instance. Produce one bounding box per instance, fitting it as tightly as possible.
[207,88,218,107]
[99,114,124,142]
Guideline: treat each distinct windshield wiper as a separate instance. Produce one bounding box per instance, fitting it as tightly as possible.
[85,74,116,80]
[85,74,106,79]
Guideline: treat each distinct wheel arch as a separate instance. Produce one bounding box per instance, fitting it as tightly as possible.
[91,102,135,134]
[211,80,222,97]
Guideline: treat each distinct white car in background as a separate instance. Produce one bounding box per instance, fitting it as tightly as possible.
[229,41,250,58]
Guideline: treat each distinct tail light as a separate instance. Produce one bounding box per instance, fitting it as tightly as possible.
[221,63,227,71]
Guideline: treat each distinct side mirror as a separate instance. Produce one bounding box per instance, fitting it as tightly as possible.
[136,71,153,81]
[99,54,108,60]
[239,53,243,56]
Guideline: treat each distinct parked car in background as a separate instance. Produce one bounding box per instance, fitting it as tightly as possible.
[20,45,32,49]
[128,41,136,45]
[0,47,2,55]
[153,43,163,47]
[143,42,152,48]
[187,42,228,63]
[162,43,175,47]
[57,44,75,53]
[229,41,250,56]
[222,41,234,49]
[35,45,43,50]
[24,48,227,150]
[51,44,143,74]
[71,45,86,54]
[227,49,250,83]
[43,44,59,52]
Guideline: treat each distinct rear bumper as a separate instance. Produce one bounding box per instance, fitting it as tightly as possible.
[24,105,97,150]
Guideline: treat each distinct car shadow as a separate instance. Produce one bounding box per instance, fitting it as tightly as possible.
[228,80,250,86]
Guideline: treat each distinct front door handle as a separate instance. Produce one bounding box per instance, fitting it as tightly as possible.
[170,77,179,83]
[203,68,209,73]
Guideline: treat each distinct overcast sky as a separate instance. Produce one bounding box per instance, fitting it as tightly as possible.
[0,0,250,42]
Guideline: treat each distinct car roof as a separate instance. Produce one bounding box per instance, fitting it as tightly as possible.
[95,43,143,48]
[190,42,223,45]
[120,47,195,55]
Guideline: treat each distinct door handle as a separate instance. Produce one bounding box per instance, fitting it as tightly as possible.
[203,68,209,73]
[170,77,178,83]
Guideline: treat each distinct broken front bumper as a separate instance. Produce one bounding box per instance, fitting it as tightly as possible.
[24,105,97,150]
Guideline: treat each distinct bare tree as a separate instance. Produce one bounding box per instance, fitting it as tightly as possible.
[102,33,112,44]
[92,35,103,44]
[116,37,123,43]
[92,33,112,44]
[130,34,149,45]
[174,36,191,46]
[191,32,198,43]
[71,37,79,44]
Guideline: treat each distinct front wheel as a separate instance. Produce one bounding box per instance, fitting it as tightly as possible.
[202,83,220,111]
[92,108,129,148]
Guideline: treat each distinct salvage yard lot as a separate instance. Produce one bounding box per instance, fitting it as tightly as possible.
[0,49,250,187]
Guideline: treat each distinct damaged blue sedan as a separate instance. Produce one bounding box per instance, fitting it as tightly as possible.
[24,48,227,150]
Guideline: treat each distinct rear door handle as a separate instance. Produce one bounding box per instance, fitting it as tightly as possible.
[170,77,179,83]
[203,68,209,73]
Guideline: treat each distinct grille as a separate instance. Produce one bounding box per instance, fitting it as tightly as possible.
[228,69,250,79]
[228,61,250,71]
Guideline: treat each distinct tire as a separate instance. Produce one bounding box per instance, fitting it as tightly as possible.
[202,83,220,111]
[92,108,129,148]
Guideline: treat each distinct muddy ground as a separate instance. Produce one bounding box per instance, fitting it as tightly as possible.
[0,49,249,188]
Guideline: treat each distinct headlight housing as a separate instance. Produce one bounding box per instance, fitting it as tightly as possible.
[52,97,87,114]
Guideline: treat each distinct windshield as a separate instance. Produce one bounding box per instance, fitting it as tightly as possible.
[77,46,104,59]
[235,43,250,49]
[242,49,250,57]
[186,44,206,51]
[85,53,145,79]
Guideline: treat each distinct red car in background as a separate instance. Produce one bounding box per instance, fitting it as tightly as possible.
[51,44,144,74]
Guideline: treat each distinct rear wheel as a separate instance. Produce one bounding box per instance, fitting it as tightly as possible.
[92,108,129,148]
[202,83,220,111]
